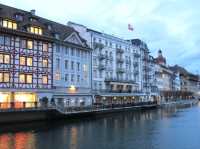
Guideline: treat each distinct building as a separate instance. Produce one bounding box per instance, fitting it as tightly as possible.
[68,22,158,104]
[170,65,200,94]
[0,4,92,107]
[154,50,174,92]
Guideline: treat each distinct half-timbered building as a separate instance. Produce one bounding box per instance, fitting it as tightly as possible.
[0,4,92,108]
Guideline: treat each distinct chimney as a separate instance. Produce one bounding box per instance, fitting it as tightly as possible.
[30,9,36,15]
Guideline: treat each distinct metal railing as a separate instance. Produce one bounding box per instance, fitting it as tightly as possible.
[0,101,157,114]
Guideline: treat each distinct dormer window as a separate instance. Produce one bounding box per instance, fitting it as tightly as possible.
[28,26,42,35]
[1,19,17,30]
[47,24,52,30]
[15,14,23,21]
[54,33,59,39]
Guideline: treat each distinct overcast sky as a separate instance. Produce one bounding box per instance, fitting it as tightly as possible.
[1,0,200,73]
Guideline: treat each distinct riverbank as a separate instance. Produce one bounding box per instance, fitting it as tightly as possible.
[0,100,198,124]
[159,99,199,108]
[0,102,157,124]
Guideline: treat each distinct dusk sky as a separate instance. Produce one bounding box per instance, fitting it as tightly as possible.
[1,0,199,73]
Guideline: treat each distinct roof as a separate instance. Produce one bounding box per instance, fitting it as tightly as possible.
[0,3,88,48]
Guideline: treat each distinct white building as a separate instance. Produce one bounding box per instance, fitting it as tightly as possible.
[68,22,157,103]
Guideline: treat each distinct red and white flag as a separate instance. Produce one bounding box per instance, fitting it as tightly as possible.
[128,24,134,31]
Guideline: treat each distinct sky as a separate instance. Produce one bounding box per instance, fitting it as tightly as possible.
[0,0,200,73]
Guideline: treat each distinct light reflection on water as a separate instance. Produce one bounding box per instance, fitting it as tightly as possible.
[0,104,199,149]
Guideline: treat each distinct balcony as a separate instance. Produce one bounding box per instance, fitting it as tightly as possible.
[116,48,124,53]
[116,67,125,73]
[93,42,104,49]
[98,64,106,70]
[143,66,151,72]
[105,77,136,84]
[98,53,106,60]
[116,57,124,63]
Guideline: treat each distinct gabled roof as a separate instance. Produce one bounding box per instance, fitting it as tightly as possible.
[0,3,89,48]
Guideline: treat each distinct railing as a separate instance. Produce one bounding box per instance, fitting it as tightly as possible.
[0,101,157,114]
[54,101,158,114]
[116,48,124,53]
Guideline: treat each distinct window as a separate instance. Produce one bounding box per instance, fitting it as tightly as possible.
[77,62,80,71]
[26,74,32,83]
[15,14,23,21]
[71,48,74,56]
[27,40,33,49]
[65,74,68,82]
[56,58,60,68]
[71,61,74,70]
[27,57,33,66]
[21,40,26,48]
[2,19,17,29]
[42,75,48,84]
[65,47,69,55]
[65,60,68,69]
[42,59,48,67]
[20,56,26,65]
[3,73,9,82]
[0,54,10,64]
[4,55,10,64]
[56,45,60,53]
[71,74,74,82]
[77,75,80,82]
[0,54,3,63]
[0,73,2,82]
[0,73,9,82]
[28,26,42,35]
[55,72,60,80]
[19,74,25,83]
[43,43,48,52]
[0,36,4,45]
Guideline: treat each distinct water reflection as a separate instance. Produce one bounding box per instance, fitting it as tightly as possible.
[0,105,199,149]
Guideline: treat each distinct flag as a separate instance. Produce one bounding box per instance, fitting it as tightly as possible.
[128,24,134,31]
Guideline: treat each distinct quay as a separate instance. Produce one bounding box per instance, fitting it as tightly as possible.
[0,101,158,124]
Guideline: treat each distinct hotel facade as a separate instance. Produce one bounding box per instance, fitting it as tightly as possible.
[68,22,158,104]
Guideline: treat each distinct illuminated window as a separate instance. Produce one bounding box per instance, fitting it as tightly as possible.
[28,26,42,35]
[4,55,10,64]
[27,57,33,66]
[43,43,48,52]
[0,54,10,64]
[19,74,25,83]
[38,28,42,35]
[30,27,34,33]
[27,40,33,49]
[20,56,26,65]
[0,54,3,63]
[34,28,38,34]
[2,19,17,29]
[4,73,9,82]
[42,59,48,67]
[55,72,60,80]
[3,20,7,28]
[0,73,3,82]
[26,74,32,83]
[42,75,48,84]
[13,23,17,29]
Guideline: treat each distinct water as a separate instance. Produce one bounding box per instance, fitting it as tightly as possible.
[0,103,200,149]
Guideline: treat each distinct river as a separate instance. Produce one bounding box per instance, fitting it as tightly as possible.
[0,103,199,149]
